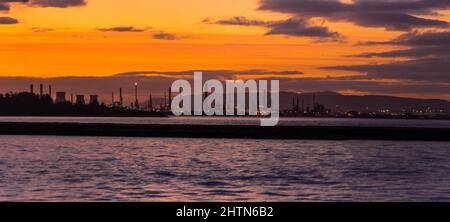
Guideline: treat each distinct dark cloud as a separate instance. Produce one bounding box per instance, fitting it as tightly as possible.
[151,32,183,40]
[203,16,269,26]
[324,57,450,82]
[265,18,342,40]
[116,69,304,79]
[258,0,450,31]
[348,12,448,31]
[353,31,450,58]
[0,0,28,11]
[361,31,450,47]
[204,16,342,41]
[396,31,450,46]
[0,16,18,24]
[29,0,86,8]
[325,31,450,82]
[352,46,448,58]
[97,26,147,32]
[0,0,85,13]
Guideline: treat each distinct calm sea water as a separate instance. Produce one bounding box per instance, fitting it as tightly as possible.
[0,116,450,128]
[1,135,450,202]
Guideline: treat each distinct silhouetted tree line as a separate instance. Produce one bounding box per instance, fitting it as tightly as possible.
[0,92,165,117]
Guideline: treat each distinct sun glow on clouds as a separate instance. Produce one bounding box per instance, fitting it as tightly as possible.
[0,0,450,99]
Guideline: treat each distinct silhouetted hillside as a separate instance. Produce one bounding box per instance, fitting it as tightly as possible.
[141,90,450,114]
[280,91,450,113]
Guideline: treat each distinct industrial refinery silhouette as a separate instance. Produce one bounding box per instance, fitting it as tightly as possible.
[0,83,168,117]
[2,82,450,119]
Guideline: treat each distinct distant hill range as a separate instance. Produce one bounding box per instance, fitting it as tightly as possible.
[145,91,450,114]
[279,91,450,113]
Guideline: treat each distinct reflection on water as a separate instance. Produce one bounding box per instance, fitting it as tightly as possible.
[1,116,450,128]
[0,136,450,201]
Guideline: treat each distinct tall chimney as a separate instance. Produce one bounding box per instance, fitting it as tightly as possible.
[111,92,115,106]
[168,87,172,110]
[149,94,153,110]
[39,84,43,96]
[119,88,123,108]
[134,82,139,110]
[48,85,52,97]
[30,84,34,94]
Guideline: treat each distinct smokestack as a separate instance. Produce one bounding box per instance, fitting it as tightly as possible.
[168,87,172,110]
[39,84,43,96]
[134,82,139,110]
[48,85,52,97]
[119,88,123,108]
[111,92,115,106]
[71,94,74,104]
[30,84,34,94]
[149,94,153,110]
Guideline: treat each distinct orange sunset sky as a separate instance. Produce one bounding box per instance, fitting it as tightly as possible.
[1,0,450,100]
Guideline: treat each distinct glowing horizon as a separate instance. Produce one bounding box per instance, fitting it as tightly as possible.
[1,0,450,99]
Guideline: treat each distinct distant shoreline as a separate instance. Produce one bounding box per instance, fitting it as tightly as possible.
[1,115,450,121]
[0,114,167,118]
[0,122,449,141]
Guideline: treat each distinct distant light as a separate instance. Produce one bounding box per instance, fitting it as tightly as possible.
[134,82,138,86]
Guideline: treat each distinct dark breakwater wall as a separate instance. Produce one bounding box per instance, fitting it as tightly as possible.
[0,122,449,141]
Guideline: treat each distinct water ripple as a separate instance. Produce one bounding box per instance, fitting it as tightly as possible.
[0,135,450,201]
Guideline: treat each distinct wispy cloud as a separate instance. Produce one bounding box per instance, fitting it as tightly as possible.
[97,26,148,33]
[258,0,450,31]
[116,69,304,79]
[203,16,270,26]
[204,16,343,41]
[29,0,87,8]
[0,0,88,24]
[151,32,184,40]
[0,17,18,25]
[31,27,54,32]
[325,31,450,82]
